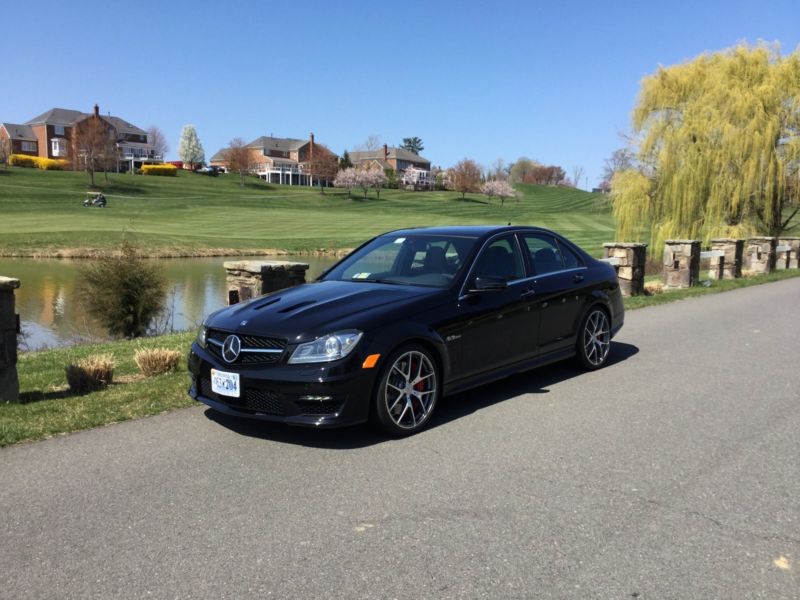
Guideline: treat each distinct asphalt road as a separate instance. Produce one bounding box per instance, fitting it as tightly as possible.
[2,279,799,599]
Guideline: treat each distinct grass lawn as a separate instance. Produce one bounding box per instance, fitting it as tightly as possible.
[2,332,194,447]
[4,267,800,447]
[0,167,615,257]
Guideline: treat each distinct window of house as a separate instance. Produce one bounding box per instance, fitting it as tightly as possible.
[54,125,65,135]
[51,138,67,157]
[21,141,37,152]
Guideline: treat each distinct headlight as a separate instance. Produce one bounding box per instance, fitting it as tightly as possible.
[288,330,363,364]
[196,325,208,349]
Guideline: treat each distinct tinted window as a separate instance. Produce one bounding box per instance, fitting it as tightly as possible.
[522,234,564,275]
[323,234,477,288]
[557,240,583,269]
[473,235,525,281]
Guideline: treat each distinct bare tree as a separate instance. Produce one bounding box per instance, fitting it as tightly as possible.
[358,134,382,151]
[602,148,635,186]
[571,165,586,189]
[226,138,250,187]
[305,144,339,193]
[449,159,482,200]
[492,158,508,181]
[147,126,169,159]
[72,114,116,186]
[0,135,9,170]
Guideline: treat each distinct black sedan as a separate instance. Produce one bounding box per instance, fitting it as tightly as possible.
[188,226,624,436]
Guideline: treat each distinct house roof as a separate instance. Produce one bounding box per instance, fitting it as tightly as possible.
[1,123,37,142]
[24,108,147,136]
[349,147,430,167]
[209,149,228,162]
[247,136,308,152]
[103,116,147,136]
[25,108,86,126]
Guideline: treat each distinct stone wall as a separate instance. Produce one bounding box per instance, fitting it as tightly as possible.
[709,239,744,280]
[223,261,310,304]
[0,276,20,403]
[663,240,700,288]
[745,237,776,274]
[602,243,647,296]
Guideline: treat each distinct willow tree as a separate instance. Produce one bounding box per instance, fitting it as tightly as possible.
[612,43,800,253]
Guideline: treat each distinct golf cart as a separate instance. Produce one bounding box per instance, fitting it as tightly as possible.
[83,191,107,207]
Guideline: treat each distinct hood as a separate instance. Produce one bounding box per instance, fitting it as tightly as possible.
[206,280,447,341]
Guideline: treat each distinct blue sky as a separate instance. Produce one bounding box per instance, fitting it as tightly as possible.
[2,0,798,188]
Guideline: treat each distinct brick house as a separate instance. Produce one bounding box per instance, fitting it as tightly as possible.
[0,106,160,171]
[210,133,337,186]
[0,123,40,157]
[349,144,431,174]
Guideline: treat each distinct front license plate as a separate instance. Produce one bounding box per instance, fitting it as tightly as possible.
[211,369,240,398]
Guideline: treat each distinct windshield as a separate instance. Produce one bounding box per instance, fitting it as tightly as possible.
[322,234,479,288]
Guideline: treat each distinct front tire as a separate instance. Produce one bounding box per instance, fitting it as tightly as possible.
[373,344,439,436]
[576,307,611,370]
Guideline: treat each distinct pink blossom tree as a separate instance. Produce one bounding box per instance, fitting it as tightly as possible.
[334,167,358,198]
[481,180,518,206]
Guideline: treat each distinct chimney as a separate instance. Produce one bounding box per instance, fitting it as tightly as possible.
[383,144,388,161]
[310,132,315,145]
[93,104,99,117]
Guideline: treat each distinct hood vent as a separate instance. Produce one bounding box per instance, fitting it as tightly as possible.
[278,300,317,314]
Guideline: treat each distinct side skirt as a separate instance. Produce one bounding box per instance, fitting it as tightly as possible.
[443,347,575,397]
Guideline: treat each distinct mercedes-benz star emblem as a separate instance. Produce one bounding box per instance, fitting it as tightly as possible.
[221,335,241,363]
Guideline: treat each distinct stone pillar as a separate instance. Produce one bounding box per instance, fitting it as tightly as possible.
[0,276,21,403]
[745,237,776,274]
[708,239,744,280]
[663,240,700,288]
[777,237,800,269]
[223,260,310,305]
[602,242,647,296]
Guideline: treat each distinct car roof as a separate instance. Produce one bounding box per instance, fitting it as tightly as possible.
[377,225,556,239]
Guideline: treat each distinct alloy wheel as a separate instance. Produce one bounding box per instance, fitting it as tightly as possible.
[583,310,611,367]
[384,350,438,430]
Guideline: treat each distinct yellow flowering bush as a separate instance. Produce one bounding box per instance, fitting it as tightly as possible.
[9,154,37,167]
[8,155,69,169]
[141,164,178,176]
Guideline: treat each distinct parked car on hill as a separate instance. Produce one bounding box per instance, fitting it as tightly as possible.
[198,165,223,176]
[188,225,624,436]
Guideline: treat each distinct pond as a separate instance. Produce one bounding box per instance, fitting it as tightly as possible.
[0,256,340,351]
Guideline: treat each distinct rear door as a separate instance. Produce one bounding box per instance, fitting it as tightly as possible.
[520,233,588,352]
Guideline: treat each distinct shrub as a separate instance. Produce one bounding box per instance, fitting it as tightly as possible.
[134,348,182,376]
[141,164,178,176]
[65,354,116,393]
[77,240,166,338]
[36,157,68,170]
[9,154,37,168]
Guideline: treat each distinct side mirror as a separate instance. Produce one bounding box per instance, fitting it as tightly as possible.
[471,276,508,292]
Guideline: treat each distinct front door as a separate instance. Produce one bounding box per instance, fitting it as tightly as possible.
[457,235,537,379]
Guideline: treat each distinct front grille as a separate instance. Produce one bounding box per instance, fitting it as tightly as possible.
[206,329,288,365]
[295,400,345,416]
[200,378,286,416]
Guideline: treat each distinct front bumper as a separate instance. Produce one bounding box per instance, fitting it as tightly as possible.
[187,343,379,428]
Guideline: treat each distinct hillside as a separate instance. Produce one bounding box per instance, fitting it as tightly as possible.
[0,167,615,257]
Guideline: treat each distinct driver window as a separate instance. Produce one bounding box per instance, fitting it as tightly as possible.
[474,236,525,281]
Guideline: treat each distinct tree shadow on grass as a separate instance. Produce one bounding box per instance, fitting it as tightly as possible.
[451,195,489,205]
[203,341,639,450]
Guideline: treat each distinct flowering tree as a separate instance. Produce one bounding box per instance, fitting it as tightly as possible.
[368,169,388,199]
[178,125,205,170]
[481,180,518,206]
[334,167,358,198]
[401,166,429,190]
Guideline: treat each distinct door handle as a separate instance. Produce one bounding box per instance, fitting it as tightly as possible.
[573,274,584,283]
[521,288,536,299]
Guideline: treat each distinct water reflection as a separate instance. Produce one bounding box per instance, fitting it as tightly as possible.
[0,256,339,351]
